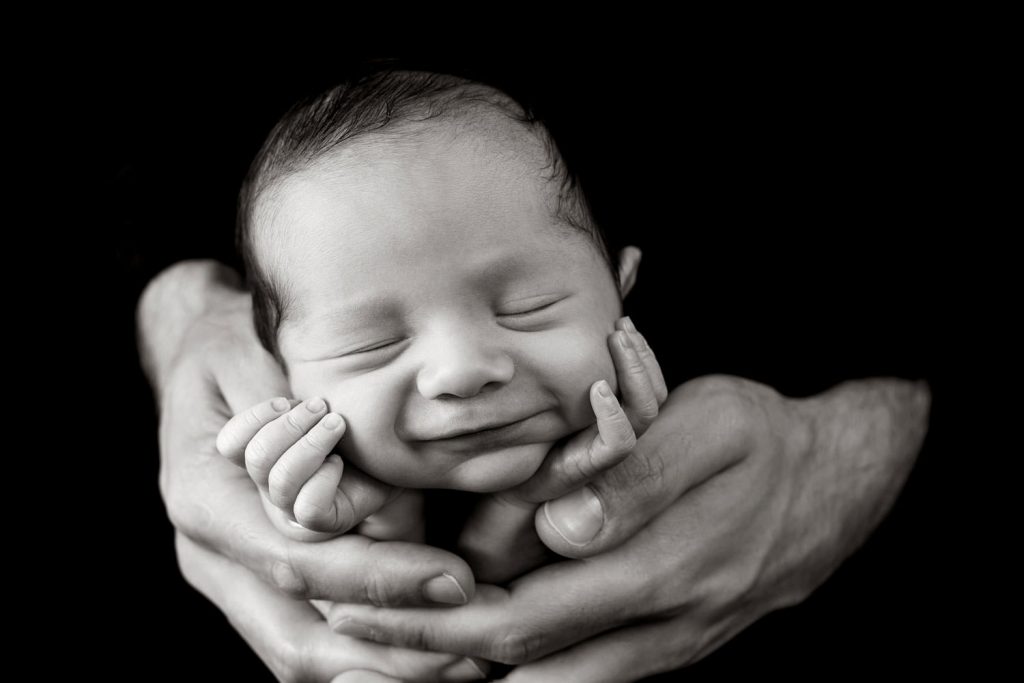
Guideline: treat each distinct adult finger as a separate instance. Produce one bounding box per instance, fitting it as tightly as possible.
[503,619,688,683]
[326,490,713,664]
[332,673,402,683]
[204,312,292,414]
[176,534,487,682]
[617,316,668,406]
[537,377,752,557]
[180,459,474,606]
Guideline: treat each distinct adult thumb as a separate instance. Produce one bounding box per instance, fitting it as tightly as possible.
[536,383,746,558]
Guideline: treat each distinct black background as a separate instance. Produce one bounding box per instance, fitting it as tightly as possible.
[90,46,988,679]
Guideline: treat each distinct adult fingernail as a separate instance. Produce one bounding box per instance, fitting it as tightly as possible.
[322,413,342,430]
[423,573,468,605]
[544,487,604,546]
[618,330,634,351]
[271,397,290,412]
[622,316,637,334]
[306,397,326,413]
[331,616,375,639]
[442,657,488,681]
[596,379,613,398]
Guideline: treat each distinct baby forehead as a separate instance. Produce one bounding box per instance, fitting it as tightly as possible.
[318,114,552,184]
[264,126,556,226]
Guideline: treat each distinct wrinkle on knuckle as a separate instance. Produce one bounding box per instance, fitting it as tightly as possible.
[299,432,326,453]
[295,498,339,533]
[363,567,395,607]
[242,408,263,428]
[337,490,361,533]
[613,446,667,497]
[284,413,306,435]
[492,628,543,665]
[271,556,308,599]
[245,438,271,470]
[638,399,660,422]
[618,428,638,454]
[268,460,298,492]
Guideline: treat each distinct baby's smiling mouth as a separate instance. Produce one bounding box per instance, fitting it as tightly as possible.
[420,412,541,442]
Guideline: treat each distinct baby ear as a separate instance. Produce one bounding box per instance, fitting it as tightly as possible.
[617,246,642,298]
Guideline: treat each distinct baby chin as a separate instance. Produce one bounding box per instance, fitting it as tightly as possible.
[437,441,554,492]
[359,439,555,492]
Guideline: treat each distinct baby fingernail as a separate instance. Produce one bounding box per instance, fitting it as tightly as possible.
[423,573,468,605]
[596,380,613,398]
[306,397,326,413]
[622,316,637,334]
[322,413,342,430]
[271,397,290,412]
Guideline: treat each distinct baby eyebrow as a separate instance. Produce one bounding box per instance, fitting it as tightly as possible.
[468,252,545,287]
[302,297,402,330]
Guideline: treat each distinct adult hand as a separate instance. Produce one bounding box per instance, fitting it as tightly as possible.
[327,374,931,680]
[139,260,486,681]
[457,317,668,583]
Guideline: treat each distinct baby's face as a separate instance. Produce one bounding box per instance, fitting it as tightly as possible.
[265,126,628,491]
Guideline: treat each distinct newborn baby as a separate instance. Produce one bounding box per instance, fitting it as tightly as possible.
[216,69,667,558]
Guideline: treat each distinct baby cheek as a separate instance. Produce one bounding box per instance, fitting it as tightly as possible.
[288,367,405,476]
[530,327,616,428]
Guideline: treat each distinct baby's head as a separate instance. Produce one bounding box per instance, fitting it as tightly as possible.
[237,69,640,492]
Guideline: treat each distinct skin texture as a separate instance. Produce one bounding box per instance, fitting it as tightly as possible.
[215,315,663,545]
[140,260,930,681]
[261,125,635,493]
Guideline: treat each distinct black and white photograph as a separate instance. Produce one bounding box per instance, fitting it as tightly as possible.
[91,44,990,680]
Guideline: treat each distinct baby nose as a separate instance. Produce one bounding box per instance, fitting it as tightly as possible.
[416,336,515,399]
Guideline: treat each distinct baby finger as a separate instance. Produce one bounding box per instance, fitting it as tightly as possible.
[215,397,294,467]
[293,454,346,533]
[246,397,330,490]
[268,412,347,510]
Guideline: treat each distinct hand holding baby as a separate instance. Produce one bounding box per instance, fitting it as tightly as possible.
[215,316,668,587]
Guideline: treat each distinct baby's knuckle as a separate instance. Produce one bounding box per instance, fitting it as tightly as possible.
[294,498,339,533]
[242,407,264,428]
[284,412,307,435]
[299,431,326,453]
[245,438,272,469]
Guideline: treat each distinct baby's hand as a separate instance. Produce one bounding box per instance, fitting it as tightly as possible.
[216,397,352,540]
[458,316,668,582]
